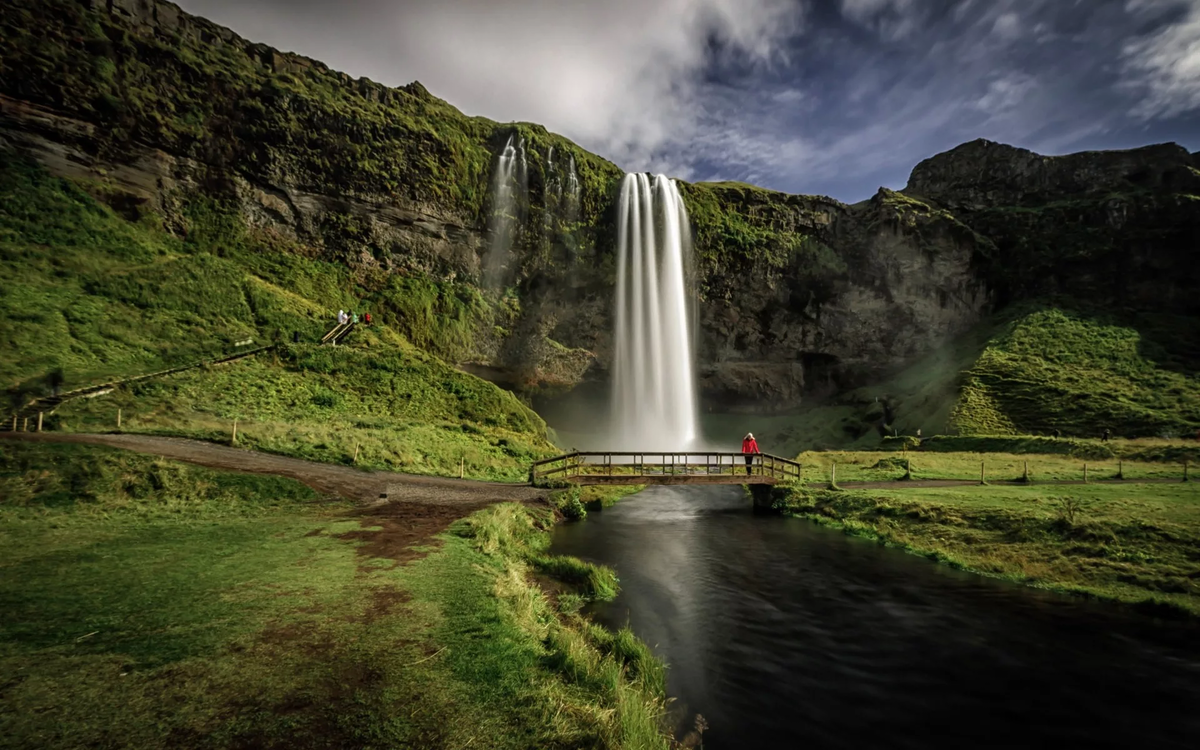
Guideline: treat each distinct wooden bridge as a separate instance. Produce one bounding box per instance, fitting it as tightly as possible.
[530,452,802,486]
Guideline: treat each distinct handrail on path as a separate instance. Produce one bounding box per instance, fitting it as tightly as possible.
[530,451,802,486]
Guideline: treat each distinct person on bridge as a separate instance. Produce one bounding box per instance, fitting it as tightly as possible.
[742,433,760,476]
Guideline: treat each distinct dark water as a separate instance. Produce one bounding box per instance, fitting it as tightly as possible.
[550,486,1200,749]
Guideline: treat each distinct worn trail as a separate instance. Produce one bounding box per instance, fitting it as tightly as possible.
[4,432,545,504]
[4,433,549,558]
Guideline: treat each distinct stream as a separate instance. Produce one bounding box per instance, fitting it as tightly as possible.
[550,485,1200,749]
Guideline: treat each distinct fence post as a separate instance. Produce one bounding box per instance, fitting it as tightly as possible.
[459,456,464,479]
[37,412,43,432]
[1117,459,1123,480]
[830,461,837,489]
[117,408,122,430]
[1083,463,1088,484]
[22,417,28,432]
[980,460,985,485]
[10,414,16,431]
[231,418,238,446]
[353,442,360,464]
[1022,460,1029,483]
[1185,460,1190,483]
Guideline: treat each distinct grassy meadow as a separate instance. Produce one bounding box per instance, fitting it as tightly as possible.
[796,447,1195,484]
[0,442,672,749]
[772,458,1200,615]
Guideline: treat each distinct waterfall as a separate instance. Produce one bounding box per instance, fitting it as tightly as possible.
[485,134,528,288]
[564,155,580,228]
[544,146,560,236]
[611,173,698,449]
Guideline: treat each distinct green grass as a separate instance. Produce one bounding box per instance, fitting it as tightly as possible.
[777,303,1200,449]
[797,449,1193,484]
[775,480,1200,616]
[49,343,553,481]
[951,307,1200,438]
[1,154,558,479]
[0,442,672,749]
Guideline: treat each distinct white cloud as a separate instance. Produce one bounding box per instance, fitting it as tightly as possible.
[973,74,1036,114]
[1121,0,1200,118]
[991,12,1021,40]
[838,0,924,41]
[178,0,806,178]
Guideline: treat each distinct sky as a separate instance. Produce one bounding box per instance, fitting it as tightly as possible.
[175,0,1200,203]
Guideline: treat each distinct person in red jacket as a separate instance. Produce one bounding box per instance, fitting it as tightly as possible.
[742,432,760,476]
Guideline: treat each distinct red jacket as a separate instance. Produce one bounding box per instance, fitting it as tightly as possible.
[742,437,760,454]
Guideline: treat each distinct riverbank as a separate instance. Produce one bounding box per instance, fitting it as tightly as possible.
[0,442,671,749]
[772,480,1200,617]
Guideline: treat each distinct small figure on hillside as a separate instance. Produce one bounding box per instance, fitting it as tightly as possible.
[46,367,64,398]
[1102,428,1111,442]
[352,311,359,324]
[916,428,922,439]
[337,309,346,325]
[364,312,372,325]
[742,433,760,476]
[1054,428,1062,438]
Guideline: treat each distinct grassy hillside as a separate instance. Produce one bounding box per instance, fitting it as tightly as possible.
[950,307,1200,438]
[1,156,554,478]
[760,302,1200,451]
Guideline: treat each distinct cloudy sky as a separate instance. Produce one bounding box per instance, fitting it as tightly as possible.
[176,0,1200,202]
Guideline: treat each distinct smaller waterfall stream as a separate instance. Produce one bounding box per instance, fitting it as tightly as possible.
[485,134,528,288]
[611,173,698,449]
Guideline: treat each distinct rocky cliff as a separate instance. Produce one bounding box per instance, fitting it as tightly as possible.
[2,0,1197,415]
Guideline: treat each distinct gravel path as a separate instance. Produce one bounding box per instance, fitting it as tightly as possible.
[4,432,546,506]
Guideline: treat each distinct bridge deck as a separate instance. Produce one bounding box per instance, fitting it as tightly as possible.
[530,451,801,486]
[570,474,782,486]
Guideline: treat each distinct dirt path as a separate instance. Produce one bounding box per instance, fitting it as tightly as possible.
[5,433,549,559]
[5,432,543,503]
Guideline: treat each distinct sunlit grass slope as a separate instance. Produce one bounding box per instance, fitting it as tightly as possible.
[1,157,555,478]
[763,304,1200,452]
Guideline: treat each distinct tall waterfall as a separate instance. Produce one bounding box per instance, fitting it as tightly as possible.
[485,134,527,288]
[611,173,698,449]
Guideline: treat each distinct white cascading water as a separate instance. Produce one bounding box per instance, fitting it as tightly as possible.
[564,155,580,220]
[485,134,527,288]
[611,173,698,449]
[544,146,560,236]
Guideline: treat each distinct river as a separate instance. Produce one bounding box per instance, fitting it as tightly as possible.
[550,486,1200,749]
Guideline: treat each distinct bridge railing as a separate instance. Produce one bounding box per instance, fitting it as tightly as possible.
[529,452,802,484]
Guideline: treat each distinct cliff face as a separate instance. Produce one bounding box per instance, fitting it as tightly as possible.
[906,139,1200,314]
[2,0,1197,414]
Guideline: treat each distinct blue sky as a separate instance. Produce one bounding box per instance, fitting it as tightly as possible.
[178,0,1200,203]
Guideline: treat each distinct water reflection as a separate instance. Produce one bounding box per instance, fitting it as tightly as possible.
[551,486,1200,749]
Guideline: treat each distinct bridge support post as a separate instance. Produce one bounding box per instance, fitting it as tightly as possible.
[749,484,782,514]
